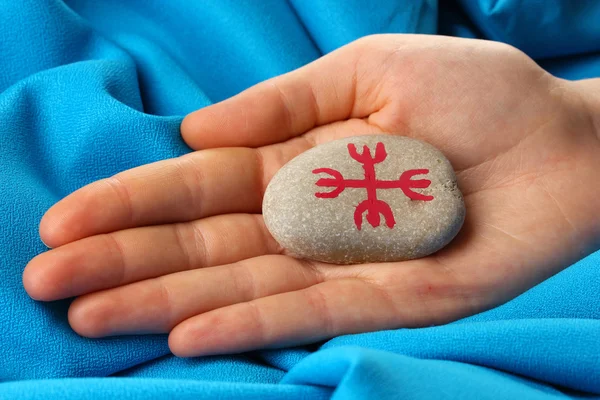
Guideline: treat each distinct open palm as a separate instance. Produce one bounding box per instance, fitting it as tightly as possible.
[24,34,600,357]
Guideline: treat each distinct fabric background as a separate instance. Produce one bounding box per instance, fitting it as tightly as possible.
[1,0,599,398]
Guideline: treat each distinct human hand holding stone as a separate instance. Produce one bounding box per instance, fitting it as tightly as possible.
[24,35,600,357]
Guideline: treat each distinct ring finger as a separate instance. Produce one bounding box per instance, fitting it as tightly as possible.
[66,254,323,338]
[24,214,281,301]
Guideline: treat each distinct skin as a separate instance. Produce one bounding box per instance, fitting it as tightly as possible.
[23,35,600,357]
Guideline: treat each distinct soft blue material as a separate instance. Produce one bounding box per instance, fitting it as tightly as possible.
[1,0,599,398]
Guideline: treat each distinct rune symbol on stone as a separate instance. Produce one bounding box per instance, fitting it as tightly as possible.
[312,142,434,230]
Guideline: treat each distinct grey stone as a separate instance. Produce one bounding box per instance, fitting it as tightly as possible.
[262,135,466,264]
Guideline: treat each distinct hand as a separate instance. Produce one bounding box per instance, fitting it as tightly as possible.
[24,34,600,357]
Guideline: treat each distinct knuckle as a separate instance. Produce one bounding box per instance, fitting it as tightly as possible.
[304,286,335,335]
[229,263,259,301]
[104,175,135,224]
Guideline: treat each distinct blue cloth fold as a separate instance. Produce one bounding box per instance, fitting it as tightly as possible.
[1,0,599,398]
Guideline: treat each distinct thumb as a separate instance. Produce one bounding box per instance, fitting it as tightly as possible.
[180,35,389,150]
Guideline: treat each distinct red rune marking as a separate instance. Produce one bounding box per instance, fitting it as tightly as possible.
[312,142,434,230]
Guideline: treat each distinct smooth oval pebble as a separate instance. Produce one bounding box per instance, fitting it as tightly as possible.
[262,135,466,264]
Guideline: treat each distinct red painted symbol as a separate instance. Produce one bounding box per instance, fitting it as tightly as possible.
[313,142,434,230]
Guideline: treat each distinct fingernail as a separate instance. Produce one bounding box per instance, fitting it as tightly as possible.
[40,237,52,249]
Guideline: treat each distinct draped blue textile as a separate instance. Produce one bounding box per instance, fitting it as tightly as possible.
[1,0,599,398]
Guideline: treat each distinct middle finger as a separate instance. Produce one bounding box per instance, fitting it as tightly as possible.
[40,147,266,247]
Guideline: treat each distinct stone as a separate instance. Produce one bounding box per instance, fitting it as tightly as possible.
[262,135,466,264]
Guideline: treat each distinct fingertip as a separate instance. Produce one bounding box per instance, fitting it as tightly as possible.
[22,253,68,302]
[40,236,53,249]
[22,258,50,301]
[180,111,204,150]
[181,102,234,150]
[168,328,192,358]
[38,213,53,249]
[39,199,82,248]
[39,183,107,248]
[39,210,61,249]
[168,317,212,358]
[68,295,111,338]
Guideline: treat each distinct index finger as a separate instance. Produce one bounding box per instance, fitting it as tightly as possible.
[180,36,387,150]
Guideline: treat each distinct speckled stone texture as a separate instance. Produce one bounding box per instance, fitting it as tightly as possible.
[262,135,466,264]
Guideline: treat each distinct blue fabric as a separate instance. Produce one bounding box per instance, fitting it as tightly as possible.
[1,0,599,398]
